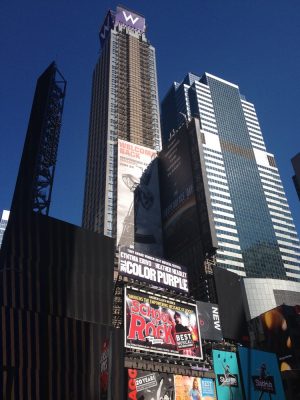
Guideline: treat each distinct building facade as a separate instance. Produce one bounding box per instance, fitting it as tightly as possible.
[0,210,9,248]
[161,72,300,281]
[82,6,161,237]
[292,152,300,200]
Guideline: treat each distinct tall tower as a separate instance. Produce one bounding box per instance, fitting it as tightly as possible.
[10,62,66,217]
[161,72,300,282]
[82,6,161,237]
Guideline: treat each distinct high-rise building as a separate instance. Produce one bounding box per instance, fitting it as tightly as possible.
[0,210,9,248]
[292,152,300,200]
[161,72,300,281]
[82,6,161,237]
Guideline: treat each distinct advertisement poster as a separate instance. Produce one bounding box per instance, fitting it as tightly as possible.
[127,370,217,400]
[117,140,162,255]
[238,348,286,399]
[100,338,111,400]
[124,286,202,360]
[159,130,198,254]
[119,247,188,293]
[197,301,223,342]
[174,375,216,400]
[212,350,244,399]
[250,305,300,370]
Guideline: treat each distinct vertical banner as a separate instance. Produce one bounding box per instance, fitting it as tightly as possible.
[100,337,111,400]
[117,140,159,250]
[238,348,286,399]
[212,350,244,399]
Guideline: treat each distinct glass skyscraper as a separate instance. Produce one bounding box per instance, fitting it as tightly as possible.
[82,6,161,237]
[161,72,300,281]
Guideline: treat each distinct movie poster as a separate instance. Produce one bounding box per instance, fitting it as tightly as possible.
[212,350,244,400]
[124,286,202,360]
[127,370,217,400]
[238,348,286,399]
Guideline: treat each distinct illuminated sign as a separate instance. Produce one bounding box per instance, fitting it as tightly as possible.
[115,7,146,32]
[124,286,202,359]
[119,247,188,293]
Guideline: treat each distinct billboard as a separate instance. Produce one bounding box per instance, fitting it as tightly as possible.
[117,140,162,255]
[213,266,249,343]
[212,350,244,399]
[249,304,300,371]
[127,369,217,400]
[115,6,146,32]
[197,301,223,341]
[238,348,286,399]
[134,159,163,256]
[119,247,188,293]
[159,129,198,255]
[100,337,111,400]
[124,286,202,359]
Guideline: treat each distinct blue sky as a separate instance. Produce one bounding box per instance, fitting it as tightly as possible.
[0,0,299,232]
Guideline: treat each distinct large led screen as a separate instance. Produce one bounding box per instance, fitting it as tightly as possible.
[124,286,202,359]
[127,369,217,400]
[238,348,286,399]
[212,350,244,399]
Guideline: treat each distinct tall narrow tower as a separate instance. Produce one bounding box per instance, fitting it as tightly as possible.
[10,62,66,217]
[82,6,161,237]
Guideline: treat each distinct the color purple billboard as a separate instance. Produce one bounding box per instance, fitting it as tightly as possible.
[115,6,145,32]
[127,369,217,400]
[238,348,286,399]
[124,286,202,360]
[119,247,188,293]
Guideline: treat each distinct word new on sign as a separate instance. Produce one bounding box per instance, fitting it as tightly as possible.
[119,247,188,293]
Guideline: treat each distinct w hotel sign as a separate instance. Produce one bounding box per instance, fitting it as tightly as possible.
[115,6,146,32]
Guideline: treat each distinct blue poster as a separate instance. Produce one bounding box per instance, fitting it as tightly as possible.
[212,350,244,399]
[238,348,286,399]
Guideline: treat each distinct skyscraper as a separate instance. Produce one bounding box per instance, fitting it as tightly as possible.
[82,6,161,237]
[161,72,300,281]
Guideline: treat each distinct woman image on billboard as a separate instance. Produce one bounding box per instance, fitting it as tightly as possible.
[189,378,201,400]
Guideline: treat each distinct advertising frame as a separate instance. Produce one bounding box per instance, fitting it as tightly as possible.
[124,286,203,360]
[212,349,244,400]
[127,369,217,400]
[238,347,286,400]
[119,246,188,293]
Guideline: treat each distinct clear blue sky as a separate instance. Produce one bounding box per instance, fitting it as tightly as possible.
[0,0,299,232]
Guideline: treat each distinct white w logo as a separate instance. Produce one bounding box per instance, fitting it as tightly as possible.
[122,11,139,25]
